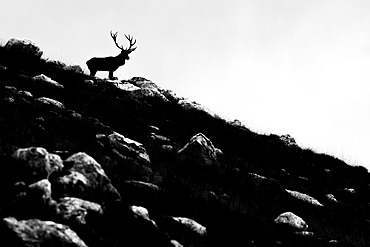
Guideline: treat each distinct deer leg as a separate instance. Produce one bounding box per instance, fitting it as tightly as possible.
[109,71,114,79]
[90,70,97,77]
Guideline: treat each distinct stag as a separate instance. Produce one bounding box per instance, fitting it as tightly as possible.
[86,31,137,79]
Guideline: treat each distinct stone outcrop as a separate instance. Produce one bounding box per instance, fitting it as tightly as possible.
[177,133,222,168]
[2,217,87,247]
[53,152,121,204]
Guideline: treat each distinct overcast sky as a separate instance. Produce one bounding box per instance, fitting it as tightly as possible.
[2,0,370,169]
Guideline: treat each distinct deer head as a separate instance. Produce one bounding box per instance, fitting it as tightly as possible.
[110,31,137,61]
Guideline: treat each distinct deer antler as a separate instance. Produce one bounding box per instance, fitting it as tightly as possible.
[124,34,137,53]
[110,31,124,50]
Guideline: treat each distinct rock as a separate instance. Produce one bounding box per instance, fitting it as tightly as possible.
[56,197,103,225]
[172,217,207,236]
[129,205,150,221]
[18,90,33,97]
[178,99,220,119]
[128,78,170,103]
[107,132,150,165]
[66,64,83,73]
[325,194,339,203]
[53,152,121,204]
[116,81,141,91]
[170,239,184,247]
[177,133,221,168]
[286,189,324,207]
[12,147,63,180]
[274,212,308,231]
[33,74,64,89]
[5,38,43,59]
[2,217,87,247]
[28,179,52,201]
[36,97,65,110]
[279,134,298,147]
[157,216,207,246]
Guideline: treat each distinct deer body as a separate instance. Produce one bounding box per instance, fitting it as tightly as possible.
[86,31,136,79]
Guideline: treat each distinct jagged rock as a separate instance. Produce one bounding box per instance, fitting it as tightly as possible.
[12,147,63,180]
[279,134,298,147]
[274,212,308,231]
[5,38,43,59]
[2,217,87,247]
[107,132,150,165]
[128,78,170,103]
[157,216,207,246]
[29,179,52,201]
[53,152,121,204]
[286,189,324,207]
[177,133,221,168]
[33,74,64,89]
[56,197,103,225]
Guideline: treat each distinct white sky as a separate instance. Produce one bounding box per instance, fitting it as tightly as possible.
[1,0,370,169]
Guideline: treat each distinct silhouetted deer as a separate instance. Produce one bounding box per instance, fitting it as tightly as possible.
[86,31,137,79]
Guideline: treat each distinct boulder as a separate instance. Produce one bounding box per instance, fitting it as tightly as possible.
[129,78,170,103]
[2,217,87,247]
[274,212,308,231]
[33,74,64,89]
[5,38,43,59]
[28,179,52,201]
[107,132,150,165]
[12,147,63,181]
[56,197,103,225]
[177,133,221,168]
[36,97,66,110]
[157,216,207,246]
[53,152,121,204]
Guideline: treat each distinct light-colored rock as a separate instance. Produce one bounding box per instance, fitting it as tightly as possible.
[12,147,63,179]
[107,132,151,165]
[130,205,150,221]
[28,179,52,201]
[54,152,121,203]
[36,97,65,110]
[33,74,64,89]
[56,197,103,225]
[286,189,324,207]
[177,133,221,168]
[170,239,184,247]
[274,212,308,231]
[325,194,338,203]
[172,217,207,237]
[116,81,141,91]
[3,217,87,247]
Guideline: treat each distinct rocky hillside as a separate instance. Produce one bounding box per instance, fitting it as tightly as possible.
[0,38,369,247]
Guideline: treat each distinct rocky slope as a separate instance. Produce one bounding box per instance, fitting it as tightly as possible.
[0,38,369,246]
